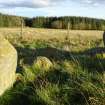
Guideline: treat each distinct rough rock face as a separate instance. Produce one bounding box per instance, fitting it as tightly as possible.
[103,31,105,46]
[103,73,105,84]
[0,36,17,95]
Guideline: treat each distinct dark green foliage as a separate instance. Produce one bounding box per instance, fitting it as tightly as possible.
[31,16,105,30]
[24,18,32,27]
[1,13,105,30]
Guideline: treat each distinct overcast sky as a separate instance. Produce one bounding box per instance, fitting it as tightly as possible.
[0,0,105,19]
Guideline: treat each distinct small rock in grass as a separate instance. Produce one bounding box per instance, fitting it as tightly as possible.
[33,56,53,71]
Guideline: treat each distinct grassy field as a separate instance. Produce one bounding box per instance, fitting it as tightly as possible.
[0,28,104,51]
[0,28,105,105]
[0,28,103,40]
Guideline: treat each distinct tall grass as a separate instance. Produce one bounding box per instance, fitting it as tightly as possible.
[0,54,105,105]
[0,29,105,105]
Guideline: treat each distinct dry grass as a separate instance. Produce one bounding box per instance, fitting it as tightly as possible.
[0,28,103,41]
[0,28,104,52]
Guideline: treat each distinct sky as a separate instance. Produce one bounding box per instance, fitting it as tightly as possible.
[0,0,105,19]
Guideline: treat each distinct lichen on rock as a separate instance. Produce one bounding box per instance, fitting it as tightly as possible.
[0,36,17,95]
[33,56,53,71]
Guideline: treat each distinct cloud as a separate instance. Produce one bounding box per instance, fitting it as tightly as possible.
[81,0,105,6]
[0,0,104,9]
[0,0,65,8]
[0,0,49,8]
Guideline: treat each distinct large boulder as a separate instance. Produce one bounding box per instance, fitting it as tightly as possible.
[103,31,105,46]
[0,36,17,95]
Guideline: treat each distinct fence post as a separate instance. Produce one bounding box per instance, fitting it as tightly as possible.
[67,22,70,36]
[20,17,23,39]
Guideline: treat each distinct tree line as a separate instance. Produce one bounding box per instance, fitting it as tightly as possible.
[0,13,25,27]
[0,13,105,30]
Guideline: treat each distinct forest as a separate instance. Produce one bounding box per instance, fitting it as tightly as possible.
[0,13,105,30]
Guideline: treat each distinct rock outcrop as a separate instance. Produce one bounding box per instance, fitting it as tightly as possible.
[103,31,105,46]
[0,36,17,95]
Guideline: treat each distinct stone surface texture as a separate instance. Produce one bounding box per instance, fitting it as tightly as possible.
[0,36,17,95]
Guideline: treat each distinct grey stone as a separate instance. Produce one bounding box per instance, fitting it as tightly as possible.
[0,36,17,95]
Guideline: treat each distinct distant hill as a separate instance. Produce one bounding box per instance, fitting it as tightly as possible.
[0,13,105,30]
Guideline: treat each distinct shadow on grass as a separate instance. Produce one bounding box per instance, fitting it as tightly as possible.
[16,45,105,74]
[0,70,88,105]
[0,82,47,105]
[84,47,105,55]
[80,47,105,73]
[1,52,105,105]
[34,69,89,105]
